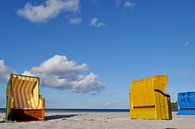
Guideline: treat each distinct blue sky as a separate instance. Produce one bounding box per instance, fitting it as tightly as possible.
[0,0,195,109]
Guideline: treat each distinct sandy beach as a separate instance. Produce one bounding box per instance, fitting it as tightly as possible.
[0,112,194,129]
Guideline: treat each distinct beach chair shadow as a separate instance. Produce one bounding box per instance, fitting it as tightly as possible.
[45,114,82,121]
[0,120,6,123]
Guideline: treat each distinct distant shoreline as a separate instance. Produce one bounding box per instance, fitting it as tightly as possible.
[0,108,178,113]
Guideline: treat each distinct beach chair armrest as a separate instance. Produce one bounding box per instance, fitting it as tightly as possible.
[154,89,170,97]
[38,95,45,109]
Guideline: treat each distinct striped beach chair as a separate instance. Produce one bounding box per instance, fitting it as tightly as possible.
[129,75,172,120]
[6,74,45,121]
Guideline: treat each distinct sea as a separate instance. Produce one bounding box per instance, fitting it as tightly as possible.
[0,108,177,113]
[0,108,129,113]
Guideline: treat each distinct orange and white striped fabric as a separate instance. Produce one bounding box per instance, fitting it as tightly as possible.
[10,74,43,109]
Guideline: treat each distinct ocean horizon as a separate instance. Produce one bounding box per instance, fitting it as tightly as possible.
[0,108,129,113]
[0,108,178,113]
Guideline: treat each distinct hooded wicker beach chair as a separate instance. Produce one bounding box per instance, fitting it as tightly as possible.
[6,74,45,121]
[129,75,172,120]
[178,92,195,115]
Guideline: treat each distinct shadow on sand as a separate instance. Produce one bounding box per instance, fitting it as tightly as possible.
[0,120,6,123]
[45,114,82,121]
[0,114,82,122]
[164,128,177,129]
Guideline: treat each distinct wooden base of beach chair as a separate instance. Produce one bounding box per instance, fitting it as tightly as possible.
[10,109,45,121]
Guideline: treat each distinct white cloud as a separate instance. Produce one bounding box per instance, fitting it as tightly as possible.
[69,17,81,24]
[124,0,135,8]
[104,102,111,106]
[90,17,105,28]
[184,41,190,47]
[116,0,135,8]
[18,0,80,23]
[23,55,105,93]
[0,60,12,84]
[29,55,87,74]
[177,70,191,77]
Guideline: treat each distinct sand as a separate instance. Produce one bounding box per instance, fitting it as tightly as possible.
[0,112,195,129]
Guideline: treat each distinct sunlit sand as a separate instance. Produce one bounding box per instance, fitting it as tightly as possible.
[0,112,195,129]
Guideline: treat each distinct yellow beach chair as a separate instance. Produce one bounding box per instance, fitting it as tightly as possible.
[6,74,45,121]
[129,75,172,120]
